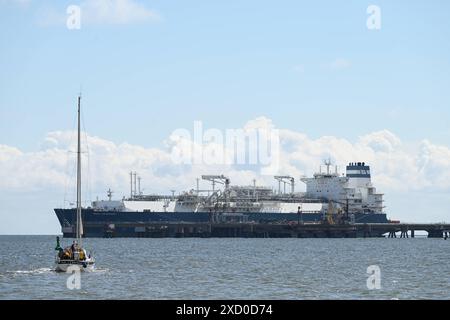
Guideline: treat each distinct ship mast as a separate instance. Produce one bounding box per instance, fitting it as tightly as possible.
[76,95,83,246]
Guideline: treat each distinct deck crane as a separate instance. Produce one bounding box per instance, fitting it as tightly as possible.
[274,176,295,194]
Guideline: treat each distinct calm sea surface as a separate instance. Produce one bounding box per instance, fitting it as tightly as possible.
[0,236,449,300]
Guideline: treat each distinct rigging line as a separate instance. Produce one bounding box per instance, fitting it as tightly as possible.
[63,103,79,209]
[64,96,79,231]
[81,100,92,207]
[63,150,72,209]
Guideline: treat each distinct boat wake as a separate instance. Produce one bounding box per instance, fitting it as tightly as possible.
[7,267,109,276]
[8,268,53,275]
[89,267,109,274]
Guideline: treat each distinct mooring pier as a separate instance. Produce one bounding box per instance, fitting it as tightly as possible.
[73,222,450,239]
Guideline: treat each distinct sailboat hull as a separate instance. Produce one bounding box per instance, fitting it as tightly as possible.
[55,259,95,273]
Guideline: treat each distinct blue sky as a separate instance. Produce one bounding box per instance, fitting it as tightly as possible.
[1,0,450,233]
[1,0,450,150]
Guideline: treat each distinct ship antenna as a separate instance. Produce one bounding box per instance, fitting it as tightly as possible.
[324,158,332,175]
[130,171,133,198]
[138,176,142,196]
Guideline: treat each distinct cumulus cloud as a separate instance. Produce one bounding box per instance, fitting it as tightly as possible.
[0,0,31,5]
[416,140,450,190]
[359,130,402,153]
[1,118,450,199]
[80,0,161,25]
[292,65,305,73]
[329,58,351,70]
[36,0,161,27]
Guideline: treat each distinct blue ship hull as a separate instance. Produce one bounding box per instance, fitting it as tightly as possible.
[55,208,390,238]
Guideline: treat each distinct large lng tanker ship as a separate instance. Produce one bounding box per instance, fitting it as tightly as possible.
[55,161,390,238]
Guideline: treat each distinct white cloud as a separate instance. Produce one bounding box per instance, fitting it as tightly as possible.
[416,140,450,190]
[292,65,305,73]
[3,117,450,229]
[1,118,450,199]
[36,0,161,27]
[359,130,402,153]
[1,0,31,5]
[81,0,161,25]
[243,116,275,131]
[329,58,351,70]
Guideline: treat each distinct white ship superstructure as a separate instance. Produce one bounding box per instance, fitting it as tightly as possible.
[90,161,384,216]
[301,161,384,215]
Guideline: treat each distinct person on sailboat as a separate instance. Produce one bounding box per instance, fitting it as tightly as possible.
[71,241,77,253]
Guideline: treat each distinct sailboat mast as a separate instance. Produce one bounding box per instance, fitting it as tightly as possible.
[76,95,82,245]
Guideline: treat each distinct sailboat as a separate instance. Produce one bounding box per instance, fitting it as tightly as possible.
[55,95,95,272]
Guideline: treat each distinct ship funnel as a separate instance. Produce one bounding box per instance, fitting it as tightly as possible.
[346,162,371,178]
